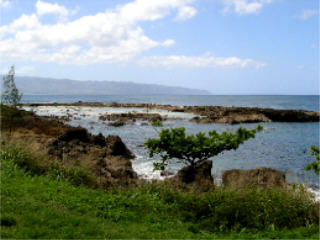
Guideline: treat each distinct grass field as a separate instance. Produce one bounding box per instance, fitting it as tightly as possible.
[1,145,319,239]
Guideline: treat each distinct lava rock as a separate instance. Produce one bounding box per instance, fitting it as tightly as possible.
[105,135,135,159]
[222,167,286,188]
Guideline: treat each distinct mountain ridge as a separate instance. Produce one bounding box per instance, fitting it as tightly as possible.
[6,76,210,95]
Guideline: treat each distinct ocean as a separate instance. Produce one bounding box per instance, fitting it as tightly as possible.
[21,95,320,189]
[22,95,319,111]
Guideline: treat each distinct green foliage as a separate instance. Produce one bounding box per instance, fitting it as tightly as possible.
[0,144,97,188]
[151,119,163,127]
[305,145,320,175]
[1,155,319,239]
[1,66,23,134]
[1,66,22,106]
[0,104,24,131]
[145,125,263,170]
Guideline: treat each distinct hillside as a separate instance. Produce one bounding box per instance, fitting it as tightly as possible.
[9,76,210,95]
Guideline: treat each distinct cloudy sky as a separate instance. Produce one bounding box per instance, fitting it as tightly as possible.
[0,0,318,94]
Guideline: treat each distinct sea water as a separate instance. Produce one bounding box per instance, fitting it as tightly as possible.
[21,95,320,195]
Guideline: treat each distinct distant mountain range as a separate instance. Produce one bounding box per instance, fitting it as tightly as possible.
[5,76,210,95]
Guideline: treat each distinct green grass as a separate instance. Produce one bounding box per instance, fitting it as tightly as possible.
[151,119,163,127]
[1,146,319,239]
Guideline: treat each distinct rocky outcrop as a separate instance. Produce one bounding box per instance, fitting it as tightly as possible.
[173,160,213,184]
[222,167,286,188]
[169,160,214,192]
[47,128,137,187]
[105,135,135,159]
[24,102,320,124]
[108,120,126,127]
[186,106,319,124]
[99,112,164,126]
[99,155,137,186]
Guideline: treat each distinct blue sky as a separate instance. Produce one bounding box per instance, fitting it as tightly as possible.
[0,0,318,94]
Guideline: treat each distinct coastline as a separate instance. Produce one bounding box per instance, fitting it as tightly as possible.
[22,102,320,124]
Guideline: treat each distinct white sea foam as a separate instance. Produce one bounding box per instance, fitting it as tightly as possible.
[132,160,165,180]
[307,188,320,202]
[22,106,197,120]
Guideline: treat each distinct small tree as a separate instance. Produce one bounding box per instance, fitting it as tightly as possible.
[305,146,320,175]
[1,66,22,106]
[145,125,263,171]
[1,66,23,134]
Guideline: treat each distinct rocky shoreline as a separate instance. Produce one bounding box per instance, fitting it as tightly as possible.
[23,102,320,124]
[3,105,320,199]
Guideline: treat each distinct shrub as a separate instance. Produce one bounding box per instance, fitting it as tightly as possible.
[145,125,263,170]
[137,182,319,231]
[305,145,320,175]
[0,144,97,188]
[151,119,163,127]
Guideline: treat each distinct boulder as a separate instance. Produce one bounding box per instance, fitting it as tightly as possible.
[216,113,271,124]
[92,133,106,147]
[222,167,286,188]
[175,160,213,184]
[99,155,138,186]
[108,120,126,127]
[57,127,90,143]
[105,135,135,159]
[190,116,213,124]
[47,128,138,187]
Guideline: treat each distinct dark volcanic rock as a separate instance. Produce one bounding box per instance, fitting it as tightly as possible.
[186,106,319,124]
[175,160,213,184]
[222,167,286,188]
[47,127,137,187]
[108,120,126,127]
[105,135,135,159]
[23,102,320,124]
[92,133,106,147]
[57,127,90,143]
[99,112,164,122]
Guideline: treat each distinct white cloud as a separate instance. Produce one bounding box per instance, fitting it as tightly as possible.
[162,39,175,47]
[176,6,197,21]
[138,52,266,68]
[0,0,10,8]
[298,9,317,20]
[220,0,273,15]
[0,0,194,65]
[36,0,78,21]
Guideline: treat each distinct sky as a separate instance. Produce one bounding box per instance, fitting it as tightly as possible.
[0,0,318,94]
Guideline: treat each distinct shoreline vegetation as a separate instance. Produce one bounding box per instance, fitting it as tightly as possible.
[1,104,320,238]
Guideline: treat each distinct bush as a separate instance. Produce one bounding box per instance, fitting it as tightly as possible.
[0,144,97,188]
[305,146,320,175]
[151,119,163,127]
[145,125,263,170]
[0,104,68,136]
[0,104,25,132]
[136,183,319,231]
